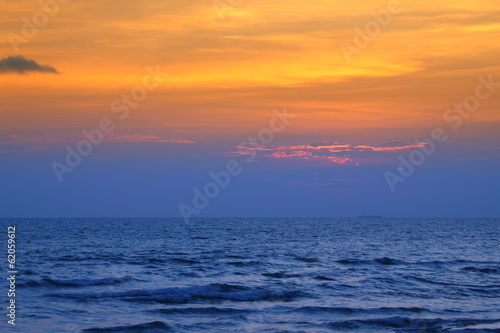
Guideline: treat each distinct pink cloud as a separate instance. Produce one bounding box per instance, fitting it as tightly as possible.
[234,146,273,151]
[326,156,352,164]
[225,151,255,156]
[268,143,353,164]
[275,143,350,150]
[253,140,437,165]
[0,135,68,144]
[0,146,45,154]
[270,150,313,159]
[354,143,428,151]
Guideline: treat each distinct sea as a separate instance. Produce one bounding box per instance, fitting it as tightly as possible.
[0,218,499,332]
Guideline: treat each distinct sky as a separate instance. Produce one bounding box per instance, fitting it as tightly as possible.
[1,0,499,218]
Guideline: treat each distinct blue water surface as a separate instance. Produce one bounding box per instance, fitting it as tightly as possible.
[0,218,499,332]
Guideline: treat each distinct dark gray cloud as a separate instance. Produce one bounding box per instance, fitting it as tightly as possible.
[0,55,59,74]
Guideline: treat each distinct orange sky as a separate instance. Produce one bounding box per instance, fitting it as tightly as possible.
[1,0,500,139]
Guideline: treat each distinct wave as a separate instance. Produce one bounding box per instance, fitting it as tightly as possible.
[462,266,499,274]
[326,317,500,331]
[225,255,247,259]
[46,283,305,303]
[406,276,500,289]
[294,256,319,263]
[334,258,500,271]
[336,257,402,265]
[147,258,167,264]
[226,261,261,267]
[83,321,173,332]
[169,258,198,264]
[19,276,137,288]
[150,306,250,315]
[326,316,441,330]
[314,275,335,281]
[127,257,198,266]
[262,272,301,279]
[292,306,430,315]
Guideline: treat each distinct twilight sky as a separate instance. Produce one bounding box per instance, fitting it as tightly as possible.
[1,0,499,218]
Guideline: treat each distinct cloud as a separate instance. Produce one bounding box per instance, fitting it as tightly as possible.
[0,134,195,155]
[0,135,57,154]
[0,135,67,144]
[0,147,44,154]
[1,134,196,144]
[0,55,59,74]
[355,141,429,152]
[229,140,437,165]
[104,134,195,144]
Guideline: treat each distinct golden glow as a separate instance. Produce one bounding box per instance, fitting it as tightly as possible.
[1,0,499,137]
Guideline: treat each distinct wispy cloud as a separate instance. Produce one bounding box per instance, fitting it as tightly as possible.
[0,147,44,154]
[0,55,59,74]
[226,140,435,165]
[1,134,195,144]
[0,134,66,144]
[0,135,59,154]
[354,141,428,151]
[0,134,195,155]
[104,134,195,143]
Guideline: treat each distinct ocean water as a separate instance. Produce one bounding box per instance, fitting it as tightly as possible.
[1,218,499,333]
